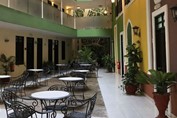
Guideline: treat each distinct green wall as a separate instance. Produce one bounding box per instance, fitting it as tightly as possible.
[0,5,112,38]
[116,15,123,60]
[77,29,112,38]
[0,5,77,37]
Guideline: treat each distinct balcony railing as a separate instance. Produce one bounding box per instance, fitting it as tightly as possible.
[76,16,112,29]
[0,0,111,29]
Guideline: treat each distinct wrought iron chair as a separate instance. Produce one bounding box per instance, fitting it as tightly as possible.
[2,90,55,118]
[38,67,51,86]
[4,71,29,97]
[62,93,97,118]
[41,84,68,112]
[11,101,56,118]
[70,72,87,99]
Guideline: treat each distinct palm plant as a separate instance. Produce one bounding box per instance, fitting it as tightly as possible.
[78,47,94,63]
[123,41,142,86]
[136,69,177,94]
[102,54,115,72]
[0,53,15,74]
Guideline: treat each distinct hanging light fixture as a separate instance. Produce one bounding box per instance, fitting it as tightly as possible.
[133,26,141,37]
[111,0,115,3]
[170,5,177,22]
[104,0,108,15]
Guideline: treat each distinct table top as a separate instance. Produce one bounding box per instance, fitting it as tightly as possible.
[79,64,91,66]
[72,70,89,73]
[28,69,44,72]
[31,91,70,100]
[0,75,11,78]
[56,64,67,66]
[59,77,83,81]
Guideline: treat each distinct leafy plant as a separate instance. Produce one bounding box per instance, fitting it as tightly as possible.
[123,41,142,85]
[78,47,94,63]
[136,69,177,94]
[102,54,115,72]
[0,53,15,74]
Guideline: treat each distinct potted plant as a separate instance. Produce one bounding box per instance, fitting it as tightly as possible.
[78,47,94,63]
[102,54,115,72]
[0,53,15,75]
[122,41,142,95]
[136,69,177,118]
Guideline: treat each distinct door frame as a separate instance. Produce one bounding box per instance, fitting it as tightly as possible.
[120,31,124,77]
[114,24,118,73]
[152,5,170,72]
[152,4,171,115]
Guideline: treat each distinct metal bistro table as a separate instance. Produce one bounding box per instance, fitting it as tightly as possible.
[59,77,83,96]
[79,63,92,70]
[31,91,70,118]
[28,69,43,86]
[56,64,68,75]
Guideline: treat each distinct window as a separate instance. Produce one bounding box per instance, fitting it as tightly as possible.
[16,36,24,65]
[155,13,165,30]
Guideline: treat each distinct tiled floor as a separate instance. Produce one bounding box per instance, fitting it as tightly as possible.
[98,69,157,118]
[0,69,158,118]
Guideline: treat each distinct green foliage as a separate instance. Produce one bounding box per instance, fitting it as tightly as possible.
[102,54,115,72]
[74,9,84,17]
[123,41,142,85]
[136,69,177,94]
[0,53,15,74]
[78,47,94,63]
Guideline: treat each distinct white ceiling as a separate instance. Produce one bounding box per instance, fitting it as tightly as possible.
[53,0,112,9]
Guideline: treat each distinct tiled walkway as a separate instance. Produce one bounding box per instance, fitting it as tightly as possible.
[98,69,157,118]
[0,69,158,118]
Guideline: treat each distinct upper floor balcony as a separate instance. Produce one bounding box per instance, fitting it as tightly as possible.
[0,0,112,30]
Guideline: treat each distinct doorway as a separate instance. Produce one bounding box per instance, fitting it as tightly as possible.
[48,39,53,63]
[37,38,43,69]
[54,40,59,69]
[155,13,166,72]
[120,32,124,77]
[26,37,34,69]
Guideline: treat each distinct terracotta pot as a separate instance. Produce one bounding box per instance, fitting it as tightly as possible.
[153,93,170,118]
[125,84,137,95]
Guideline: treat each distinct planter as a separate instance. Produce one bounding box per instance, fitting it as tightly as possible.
[154,0,161,4]
[125,84,138,95]
[153,0,161,9]
[153,93,170,118]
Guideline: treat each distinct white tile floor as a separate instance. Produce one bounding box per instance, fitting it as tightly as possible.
[98,69,158,118]
[0,69,158,118]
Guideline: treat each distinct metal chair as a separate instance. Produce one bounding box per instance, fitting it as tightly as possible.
[2,90,55,118]
[62,93,97,118]
[4,71,29,97]
[70,72,87,99]
[41,84,68,112]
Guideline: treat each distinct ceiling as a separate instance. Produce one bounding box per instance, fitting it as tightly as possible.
[52,0,112,10]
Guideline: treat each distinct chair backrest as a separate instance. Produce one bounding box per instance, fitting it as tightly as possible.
[11,101,36,118]
[70,72,86,80]
[2,90,18,118]
[86,93,97,118]
[47,84,68,110]
[48,84,66,91]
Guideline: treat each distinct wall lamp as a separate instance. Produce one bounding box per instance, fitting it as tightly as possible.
[111,0,115,3]
[170,5,177,22]
[133,26,141,37]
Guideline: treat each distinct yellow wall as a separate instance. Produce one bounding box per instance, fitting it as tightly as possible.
[124,0,148,71]
[0,28,73,76]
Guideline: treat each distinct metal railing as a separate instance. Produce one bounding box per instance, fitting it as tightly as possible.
[0,0,111,29]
